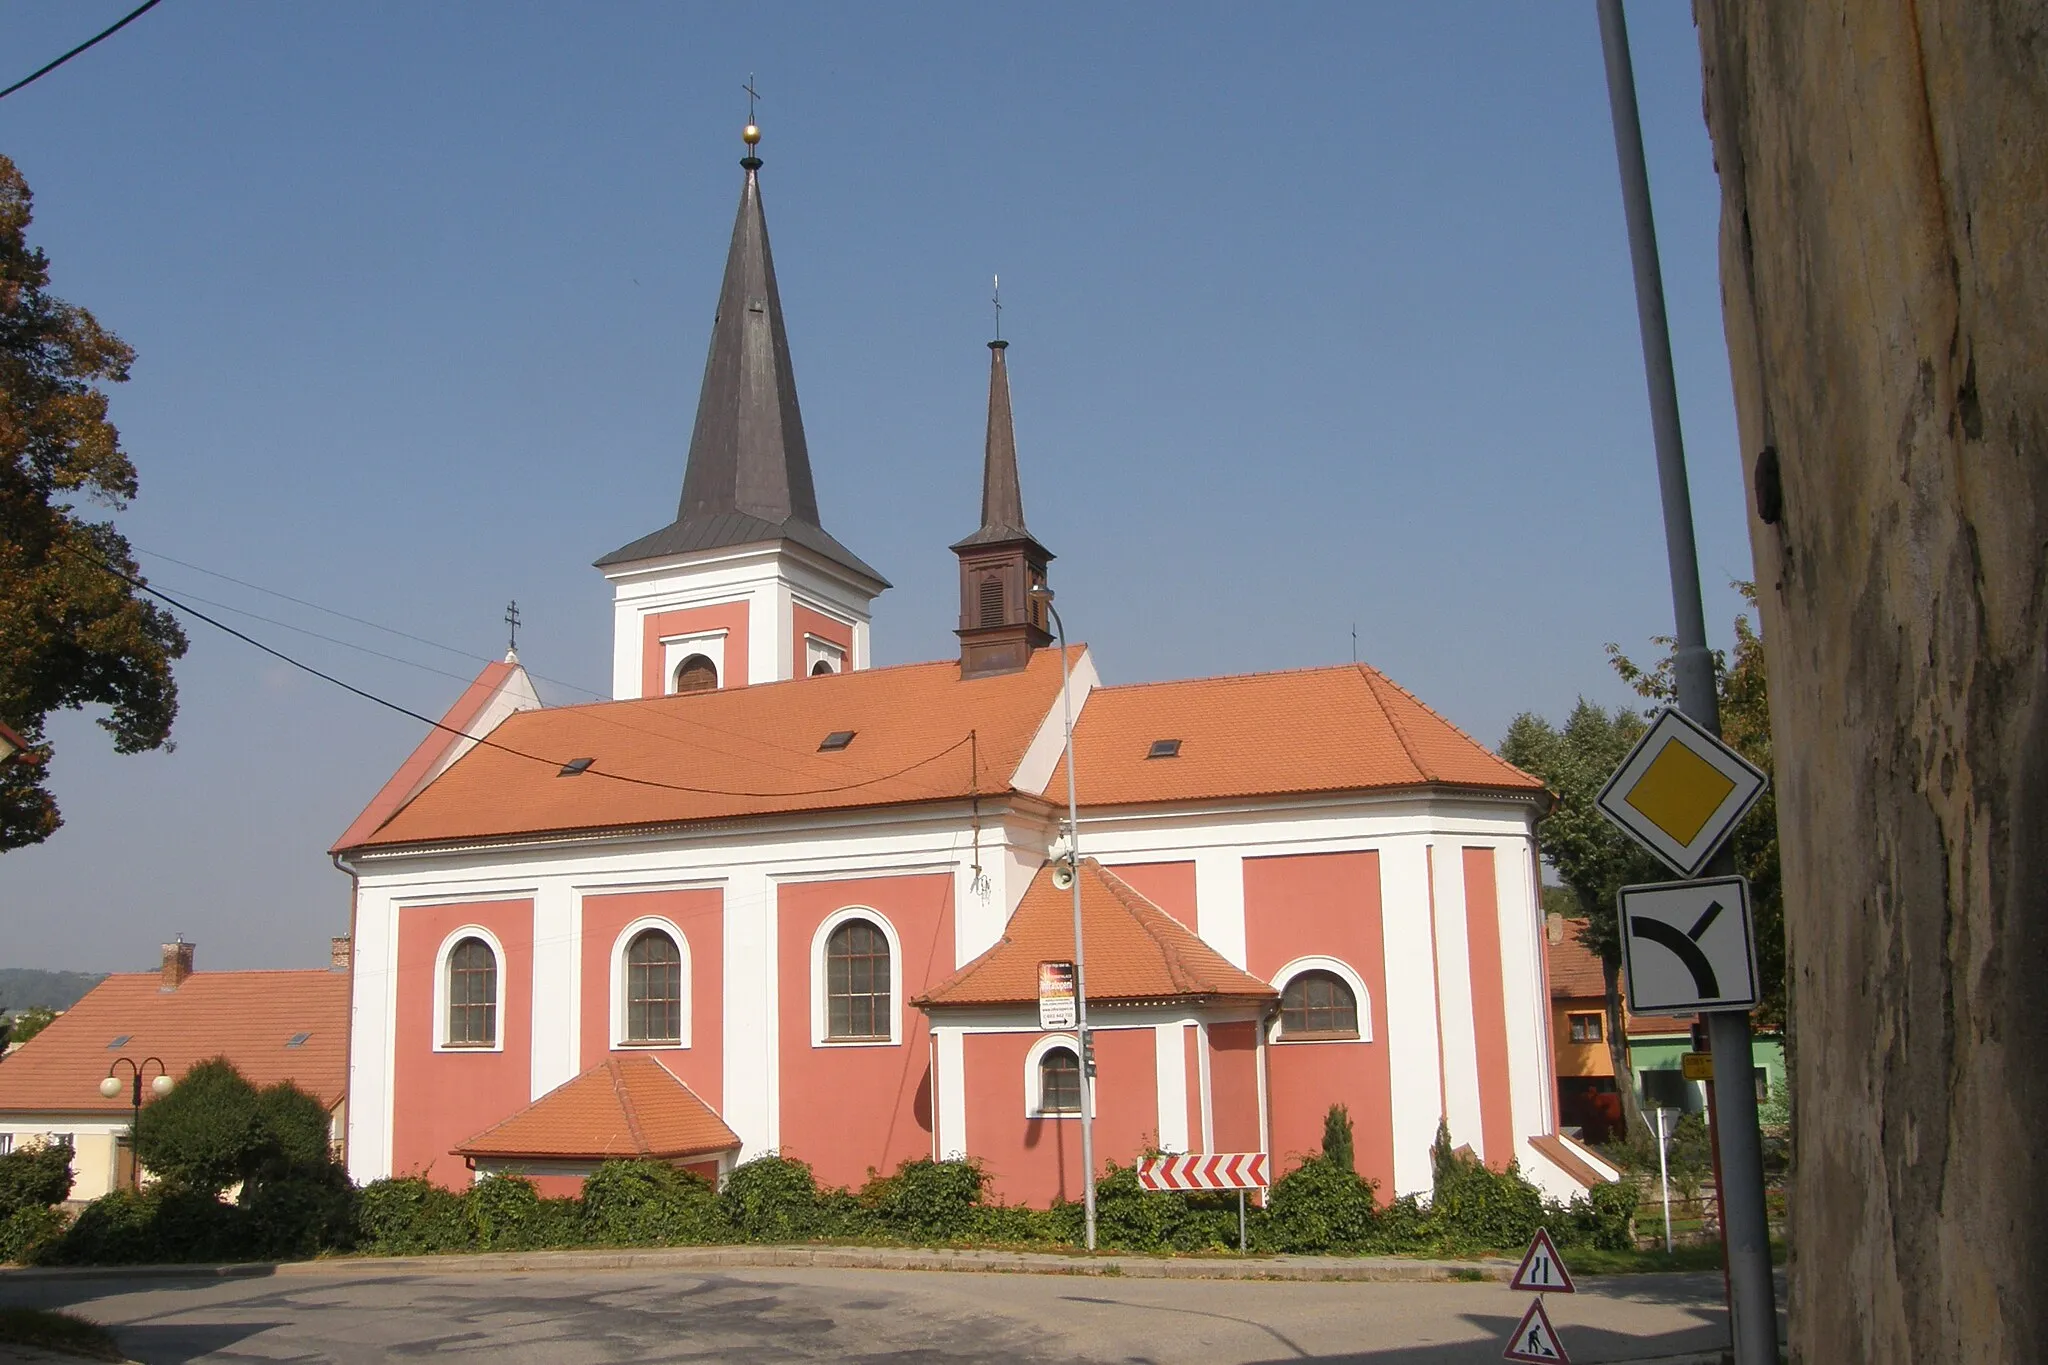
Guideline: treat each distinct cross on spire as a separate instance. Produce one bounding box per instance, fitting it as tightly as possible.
[504,600,521,656]
[743,73,760,124]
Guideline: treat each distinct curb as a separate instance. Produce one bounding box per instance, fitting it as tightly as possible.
[3,1244,1523,1285]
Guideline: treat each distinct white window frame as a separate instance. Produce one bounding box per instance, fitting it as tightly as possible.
[804,633,847,676]
[810,907,901,1048]
[1023,1033,1094,1119]
[662,629,728,694]
[433,925,507,1053]
[1269,955,1373,1044]
[610,916,691,1050]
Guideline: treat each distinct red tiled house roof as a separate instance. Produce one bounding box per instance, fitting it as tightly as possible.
[1047,663,1546,808]
[917,860,1277,1009]
[1546,917,1694,1034]
[0,970,349,1114]
[453,1055,739,1163]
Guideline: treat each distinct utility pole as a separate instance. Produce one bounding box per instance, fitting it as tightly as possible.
[1595,3,1778,1361]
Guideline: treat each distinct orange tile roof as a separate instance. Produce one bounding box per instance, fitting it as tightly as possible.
[453,1055,739,1162]
[1547,920,1609,999]
[916,860,1278,1008]
[1047,663,1545,808]
[346,649,1078,850]
[0,970,349,1114]
[331,658,520,852]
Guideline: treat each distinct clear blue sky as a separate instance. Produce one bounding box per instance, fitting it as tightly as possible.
[0,2,1755,973]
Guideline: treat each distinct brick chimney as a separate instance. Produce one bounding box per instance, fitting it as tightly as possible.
[1546,913,1566,946]
[161,938,195,991]
[330,936,353,972]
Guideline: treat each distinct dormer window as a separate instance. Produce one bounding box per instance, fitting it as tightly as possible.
[1147,739,1182,759]
[819,730,856,752]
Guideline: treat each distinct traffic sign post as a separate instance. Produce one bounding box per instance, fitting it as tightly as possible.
[1138,1153,1268,1252]
[1503,1299,1571,1363]
[1504,1229,1574,1361]
[1617,875,1761,1015]
[1597,708,1768,878]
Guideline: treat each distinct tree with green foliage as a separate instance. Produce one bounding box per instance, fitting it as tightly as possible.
[1501,703,1665,1139]
[0,1005,57,1049]
[130,1058,336,1196]
[1320,1103,1355,1173]
[0,154,186,852]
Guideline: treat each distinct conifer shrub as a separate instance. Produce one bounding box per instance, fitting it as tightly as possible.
[581,1160,725,1246]
[1320,1104,1356,1173]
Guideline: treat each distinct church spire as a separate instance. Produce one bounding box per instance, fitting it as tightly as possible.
[596,118,883,587]
[952,323,1053,679]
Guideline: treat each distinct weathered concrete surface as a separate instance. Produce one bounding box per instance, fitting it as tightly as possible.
[1693,3,2048,1361]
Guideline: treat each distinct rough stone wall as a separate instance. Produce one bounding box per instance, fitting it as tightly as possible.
[1692,4,2046,1360]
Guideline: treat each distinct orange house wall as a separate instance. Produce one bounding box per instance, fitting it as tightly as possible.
[792,603,853,676]
[392,898,534,1189]
[776,873,951,1189]
[1107,861,1198,930]
[1207,1022,1263,1153]
[1462,847,1515,1171]
[962,1026,1159,1207]
[640,602,750,697]
[1243,852,1394,1190]
[578,888,725,1110]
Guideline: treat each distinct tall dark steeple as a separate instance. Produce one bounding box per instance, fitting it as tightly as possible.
[597,128,884,587]
[953,336,1053,678]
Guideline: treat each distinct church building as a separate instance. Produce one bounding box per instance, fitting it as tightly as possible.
[333,126,1608,1205]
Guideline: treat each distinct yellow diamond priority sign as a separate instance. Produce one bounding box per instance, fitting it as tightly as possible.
[1596,709,1767,877]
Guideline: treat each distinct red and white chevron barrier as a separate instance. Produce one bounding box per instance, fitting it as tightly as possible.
[1137,1152,1269,1192]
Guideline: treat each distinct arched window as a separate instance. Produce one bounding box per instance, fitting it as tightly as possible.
[446,937,497,1046]
[1037,1046,1082,1115]
[1279,969,1359,1039]
[623,929,682,1045]
[811,659,835,676]
[824,919,891,1040]
[673,654,718,693]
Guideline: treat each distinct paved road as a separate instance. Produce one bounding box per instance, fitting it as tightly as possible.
[0,1264,1737,1364]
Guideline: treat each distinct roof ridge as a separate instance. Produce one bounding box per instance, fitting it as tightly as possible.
[1088,861,1272,997]
[1354,661,1538,785]
[1085,659,1383,695]
[1353,666,1434,783]
[608,1057,651,1154]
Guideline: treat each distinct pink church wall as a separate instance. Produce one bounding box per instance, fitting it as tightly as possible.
[1106,861,1197,929]
[962,1026,1159,1207]
[1243,851,1395,1192]
[640,602,750,697]
[392,898,534,1189]
[776,873,951,1190]
[1462,847,1515,1170]
[578,888,725,1110]
[1207,1022,1263,1154]
[791,603,853,676]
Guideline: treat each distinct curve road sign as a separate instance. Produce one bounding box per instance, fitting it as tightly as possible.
[1617,875,1760,1015]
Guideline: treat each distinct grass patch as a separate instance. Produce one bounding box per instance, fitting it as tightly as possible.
[1563,1239,1789,1276]
[1448,1267,1489,1282]
[0,1308,125,1361]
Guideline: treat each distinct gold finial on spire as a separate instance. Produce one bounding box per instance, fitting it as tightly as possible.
[742,73,762,146]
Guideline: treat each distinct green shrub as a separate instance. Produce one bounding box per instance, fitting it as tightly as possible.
[354,1177,471,1255]
[37,1187,246,1265]
[861,1159,985,1242]
[1088,1161,1242,1253]
[1265,1154,1379,1252]
[581,1160,725,1246]
[0,1205,66,1263]
[1321,1104,1356,1174]
[133,1059,338,1198]
[0,1139,74,1217]
[464,1174,542,1250]
[720,1155,825,1243]
[242,1173,357,1259]
[964,1200,1070,1245]
[1425,1122,1543,1254]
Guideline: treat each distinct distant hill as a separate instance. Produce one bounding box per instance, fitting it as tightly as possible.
[0,968,107,1015]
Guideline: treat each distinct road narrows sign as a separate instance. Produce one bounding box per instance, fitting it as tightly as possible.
[1596,707,1767,877]
[1502,1298,1571,1363]
[1509,1228,1576,1294]
[1618,874,1761,1014]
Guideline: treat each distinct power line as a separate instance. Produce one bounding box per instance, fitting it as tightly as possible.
[82,548,979,804]
[0,0,166,103]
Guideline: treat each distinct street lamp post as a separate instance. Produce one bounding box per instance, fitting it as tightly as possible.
[1030,586,1096,1252]
[101,1057,172,1190]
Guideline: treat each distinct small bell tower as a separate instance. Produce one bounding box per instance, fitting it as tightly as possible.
[953,336,1053,678]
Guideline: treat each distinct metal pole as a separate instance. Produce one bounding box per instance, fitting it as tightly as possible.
[1656,1106,1673,1254]
[1596,3,1777,1359]
[1238,1189,1247,1254]
[1040,597,1097,1251]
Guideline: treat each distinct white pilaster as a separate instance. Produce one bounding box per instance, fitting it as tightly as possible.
[724,868,777,1156]
[1377,836,1443,1197]
[1432,843,1485,1160]
[1155,1022,1190,1153]
[529,880,579,1100]
[346,886,397,1183]
[1493,835,1552,1142]
[936,1027,968,1160]
[1192,850,1247,967]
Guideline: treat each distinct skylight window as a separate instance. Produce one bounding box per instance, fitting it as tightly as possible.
[1146,739,1182,759]
[285,1032,311,1049]
[558,757,595,777]
[106,1035,131,1049]
[818,730,856,752]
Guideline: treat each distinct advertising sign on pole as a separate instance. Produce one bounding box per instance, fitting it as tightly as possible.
[1037,960,1076,1031]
